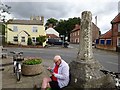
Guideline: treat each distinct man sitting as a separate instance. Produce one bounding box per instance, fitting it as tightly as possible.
[41,55,70,90]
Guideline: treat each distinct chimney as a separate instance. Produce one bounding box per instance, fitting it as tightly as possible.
[95,16,97,26]
[30,16,34,20]
[30,16,40,20]
[36,16,40,20]
[41,16,44,24]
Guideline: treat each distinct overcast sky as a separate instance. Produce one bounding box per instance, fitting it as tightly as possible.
[1,0,120,34]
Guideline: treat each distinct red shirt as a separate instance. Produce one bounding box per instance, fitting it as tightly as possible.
[51,65,59,81]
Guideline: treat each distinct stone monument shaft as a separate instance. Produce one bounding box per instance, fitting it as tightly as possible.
[79,11,93,61]
[69,11,114,89]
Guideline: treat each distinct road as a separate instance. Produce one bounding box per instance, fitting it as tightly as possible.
[5,44,119,72]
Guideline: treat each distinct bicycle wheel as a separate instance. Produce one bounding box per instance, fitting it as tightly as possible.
[16,71,21,81]
[16,64,21,81]
[13,66,15,73]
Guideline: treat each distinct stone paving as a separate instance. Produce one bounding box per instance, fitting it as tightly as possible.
[1,56,53,89]
[0,52,117,89]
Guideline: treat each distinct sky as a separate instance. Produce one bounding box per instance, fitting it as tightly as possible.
[1,0,120,34]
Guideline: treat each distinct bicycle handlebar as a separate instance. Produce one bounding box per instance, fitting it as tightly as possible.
[100,69,120,78]
[10,51,23,55]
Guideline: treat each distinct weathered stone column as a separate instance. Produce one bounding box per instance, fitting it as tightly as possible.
[69,11,114,89]
[79,11,93,61]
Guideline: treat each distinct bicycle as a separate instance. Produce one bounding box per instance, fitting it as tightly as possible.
[10,51,24,81]
[100,69,120,89]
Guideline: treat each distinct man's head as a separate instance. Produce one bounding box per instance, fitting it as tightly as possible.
[54,55,62,66]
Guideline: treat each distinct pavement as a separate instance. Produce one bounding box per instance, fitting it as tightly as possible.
[0,46,117,90]
[1,56,53,89]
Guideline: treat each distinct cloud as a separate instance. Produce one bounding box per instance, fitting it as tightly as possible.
[4,2,72,19]
[2,0,120,34]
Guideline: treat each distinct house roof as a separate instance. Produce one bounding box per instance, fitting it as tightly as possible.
[111,13,120,24]
[71,24,80,32]
[46,27,59,37]
[19,30,30,36]
[7,19,43,25]
[99,29,112,39]
[71,23,100,33]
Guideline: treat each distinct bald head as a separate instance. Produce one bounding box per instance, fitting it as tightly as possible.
[54,55,62,65]
[54,55,61,61]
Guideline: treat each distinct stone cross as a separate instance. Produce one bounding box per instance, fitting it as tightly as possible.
[69,11,114,89]
[79,11,93,61]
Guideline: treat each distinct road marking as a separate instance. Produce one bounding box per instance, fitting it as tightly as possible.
[107,61,118,65]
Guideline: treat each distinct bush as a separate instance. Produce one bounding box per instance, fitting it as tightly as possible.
[36,36,47,45]
[23,59,42,65]
[27,37,32,45]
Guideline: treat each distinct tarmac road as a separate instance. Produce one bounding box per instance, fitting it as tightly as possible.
[5,44,119,72]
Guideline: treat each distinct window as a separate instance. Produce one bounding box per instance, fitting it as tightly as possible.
[21,37,25,42]
[96,39,99,44]
[78,31,79,35]
[106,39,111,45]
[32,37,36,43]
[13,36,18,42]
[13,26,18,32]
[118,38,120,46]
[75,32,76,36]
[100,39,105,44]
[32,27,38,32]
[118,24,120,32]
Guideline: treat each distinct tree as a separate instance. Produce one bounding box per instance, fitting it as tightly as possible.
[55,17,81,41]
[45,18,58,29]
[36,36,47,45]
[27,37,32,45]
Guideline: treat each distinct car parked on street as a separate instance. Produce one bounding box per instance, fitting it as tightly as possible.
[46,38,69,47]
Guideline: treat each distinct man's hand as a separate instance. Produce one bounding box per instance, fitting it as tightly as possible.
[47,67,52,70]
[52,73,55,76]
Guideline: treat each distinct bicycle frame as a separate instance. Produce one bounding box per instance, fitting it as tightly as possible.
[10,51,24,81]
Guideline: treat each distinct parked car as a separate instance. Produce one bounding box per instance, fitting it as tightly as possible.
[46,38,69,47]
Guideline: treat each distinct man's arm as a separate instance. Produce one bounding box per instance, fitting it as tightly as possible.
[54,65,69,79]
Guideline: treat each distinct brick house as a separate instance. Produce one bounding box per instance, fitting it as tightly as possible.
[96,13,120,51]
[111,13,120,51]
[70,23,100,44]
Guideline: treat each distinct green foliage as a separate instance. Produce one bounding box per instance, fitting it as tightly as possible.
[45,17,81,41]
[55,17,81,41]
[45,18,58,27]
[0,23,5,35]
[27,37,32,45]
[36,36,46,45]
[23,59,42,65]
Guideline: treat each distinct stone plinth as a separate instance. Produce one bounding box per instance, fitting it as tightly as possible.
[69,60,114,89]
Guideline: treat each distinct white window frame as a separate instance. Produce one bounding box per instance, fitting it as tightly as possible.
[117,37,120,46]
[32,27,38,32]
[21,36,25,42]
[78,31,79,35]
[13,26,18,32]
[75,32,76,36]
[13,36,18,42]
[118,23,120,32]
[32,37,36,43]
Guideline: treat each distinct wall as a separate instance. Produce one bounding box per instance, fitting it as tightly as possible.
[96,44,116,51]
[6,24,46,45]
